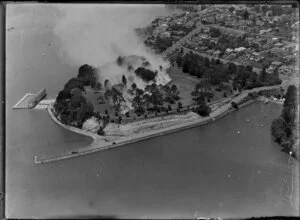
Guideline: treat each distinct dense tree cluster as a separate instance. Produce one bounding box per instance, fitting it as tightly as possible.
[162,84,180,104]
[271,85,297,156]
[77,64,98,88]
[191,82,211,116]
[134,67,157,82]
[131,83,180,115]
[176,53,281,91]
[54,64,99,128]
[144,36,173,53]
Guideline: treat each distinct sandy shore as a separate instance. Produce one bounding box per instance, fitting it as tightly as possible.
[35,81,288,164]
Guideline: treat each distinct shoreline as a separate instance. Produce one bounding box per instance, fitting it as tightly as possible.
[36,102,238,164]
[35,83,286,164]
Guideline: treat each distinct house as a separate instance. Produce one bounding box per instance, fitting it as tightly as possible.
[206,49,214,55]
[213,50,221,57]
[202,26,211,33]
[225,48,234,54]
[235,47,246,55]
[160,31,171,38]
[209,38,218,44]
[226,53,237,60]
[274,42,284,48]
[272,38,279,43]
[278,65,293,75]
[266,67,275,74]
[199,33,209,39]
[271,61,282,69]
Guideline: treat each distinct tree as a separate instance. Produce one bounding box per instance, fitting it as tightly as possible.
[243,10,249,19]
[231,101,238,109]
[271,117,289,144]
[259,67,267,82]
[104,89,113,100]
[104,79,112,91]
[111,87,125,110]
[131,83,137,90]
[77,64,97,88]
[176,55,182,67]
[177,102,183,109]
[56,90,71,102]
[132,91,145,115]
[171,84,180,99]
[95,82,103,90]
[261,5,269,15]
[116,56,123,66]
[122,75,127,86]
[64,78,85,92]
[70,87,82,96]
[229,6,235,13]
[135,67,157,82]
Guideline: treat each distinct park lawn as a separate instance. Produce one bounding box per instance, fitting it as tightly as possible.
[84,90,118,117]
[167,65,199,106]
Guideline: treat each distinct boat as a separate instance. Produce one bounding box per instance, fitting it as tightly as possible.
[246,118,250,122]
[237,131,241,134]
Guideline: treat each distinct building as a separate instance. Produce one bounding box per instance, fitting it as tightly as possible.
[274,42,284,48]
[28,88,47,108]
[160,31,171,38]
[266,67,275,74]
[234,47,246,55]
[213,50,221,57]
[206,49,214,55]
[278,65,293,75]
[271,61,282,69]
[225,48,234,55]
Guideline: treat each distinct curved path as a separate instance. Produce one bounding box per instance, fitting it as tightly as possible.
[34,80,288,164]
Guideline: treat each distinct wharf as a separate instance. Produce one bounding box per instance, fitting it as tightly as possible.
[12,93,36,109]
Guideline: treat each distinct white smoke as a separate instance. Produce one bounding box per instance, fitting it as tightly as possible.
[53,4,171,88]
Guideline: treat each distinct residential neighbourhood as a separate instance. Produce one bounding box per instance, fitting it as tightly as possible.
[139,4,299,77]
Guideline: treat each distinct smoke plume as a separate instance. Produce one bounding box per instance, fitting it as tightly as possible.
[53,4,172,88]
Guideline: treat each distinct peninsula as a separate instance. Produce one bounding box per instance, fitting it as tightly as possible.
[39,4,299,163]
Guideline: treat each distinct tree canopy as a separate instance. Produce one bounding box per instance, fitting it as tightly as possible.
[135,67,157,82]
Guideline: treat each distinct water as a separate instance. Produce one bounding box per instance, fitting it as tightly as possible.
[5,4,299,219]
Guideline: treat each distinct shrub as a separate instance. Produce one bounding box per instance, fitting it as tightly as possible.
[177,102,183,109]
[97,127,105,135]
[231,101,239,109]
[223,92,227,97]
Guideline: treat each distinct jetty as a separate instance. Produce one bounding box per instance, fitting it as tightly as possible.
[13,88,48,109]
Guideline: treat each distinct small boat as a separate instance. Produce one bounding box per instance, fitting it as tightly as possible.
[260,124,264,127]
[42,53,46,56]
[237,131,241,134]
[246,118,250,122]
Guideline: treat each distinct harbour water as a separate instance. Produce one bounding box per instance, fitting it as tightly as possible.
[5,4,299,219]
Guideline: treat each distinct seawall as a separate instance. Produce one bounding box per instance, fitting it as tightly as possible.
[36,102,240,164]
